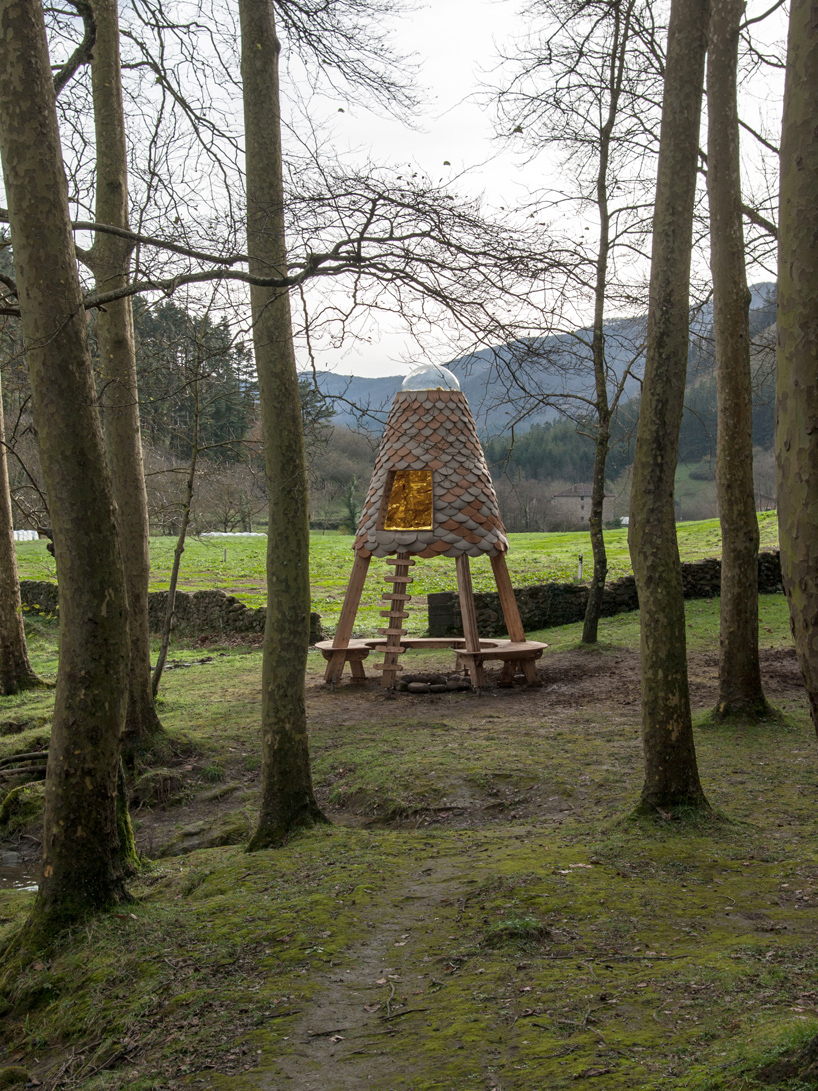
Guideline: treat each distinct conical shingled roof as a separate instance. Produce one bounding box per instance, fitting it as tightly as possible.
[354,388,509,559]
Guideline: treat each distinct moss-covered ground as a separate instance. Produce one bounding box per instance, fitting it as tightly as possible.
[1,589,816,1091]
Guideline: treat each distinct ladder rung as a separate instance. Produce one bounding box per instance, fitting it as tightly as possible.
[384,574,413,584]
[380,609,409,618]
[381,592,411,602]
[378,627,407,636]
[385,557,415,566]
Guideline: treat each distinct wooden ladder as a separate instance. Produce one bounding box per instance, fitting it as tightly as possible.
[376,551,414,688]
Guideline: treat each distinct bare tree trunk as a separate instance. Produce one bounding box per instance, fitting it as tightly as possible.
[707,0,769,720]
[0,370,43,694]
[776,0,818,732]
[0,0,130,938]
[152,394,199,696]
[86,0,164,759]
[583,407,610,644]
[582,0,634,645]
[239,0,327,849]
[628,0,710,813]
[582,118,614,644]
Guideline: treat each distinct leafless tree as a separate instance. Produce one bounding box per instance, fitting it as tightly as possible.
[0,0,132,946]
[492,0,663,641]
[706,0,769,719]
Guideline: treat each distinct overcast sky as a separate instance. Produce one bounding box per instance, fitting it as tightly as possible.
[295,0,787,380]
[297,0,550,378]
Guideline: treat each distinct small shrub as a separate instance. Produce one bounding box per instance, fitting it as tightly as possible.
[0,782,45,838]
[482,916,550,949]
[131,768,185,807]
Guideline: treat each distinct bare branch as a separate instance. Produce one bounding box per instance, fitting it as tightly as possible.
[52,0,96,97]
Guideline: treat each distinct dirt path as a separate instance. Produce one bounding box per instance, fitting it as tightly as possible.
[261,852,476,1090]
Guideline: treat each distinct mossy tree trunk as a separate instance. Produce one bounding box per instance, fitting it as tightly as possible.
[775,0,818,732]
[0,0,131,932]
[85,0,164,760]
[239,0,327,849]
[706,0,769,720]
[627,0,710,812]
[0,369,43,694]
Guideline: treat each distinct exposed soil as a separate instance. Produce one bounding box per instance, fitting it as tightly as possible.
[1,635,814,1091]
[308,641,801,721]
[259,852,470,1091]
[122,643,805,859]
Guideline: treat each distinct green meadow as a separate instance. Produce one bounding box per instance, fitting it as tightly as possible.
[14,511,781,636]
[1,578,815,1091]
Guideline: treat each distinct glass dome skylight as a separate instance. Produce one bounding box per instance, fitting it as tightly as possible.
[401,363,460,391]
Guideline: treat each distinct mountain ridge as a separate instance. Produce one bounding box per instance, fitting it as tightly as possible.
[305,282,776,437]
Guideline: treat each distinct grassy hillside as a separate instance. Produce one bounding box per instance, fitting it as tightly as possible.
[14,512,780,635]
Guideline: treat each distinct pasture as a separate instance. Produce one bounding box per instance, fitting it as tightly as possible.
[2,517,816,1090]
[14,512,781,635]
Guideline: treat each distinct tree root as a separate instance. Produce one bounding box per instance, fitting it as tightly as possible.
[246,806,330,852]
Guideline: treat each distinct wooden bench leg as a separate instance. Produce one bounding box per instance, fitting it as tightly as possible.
[455,652,486,689]
[324,552,371,683]
[349,657,367,684]
[456,554,485,688]
[497,660,516,687]
[325,650,347,684]
[520,657,542,687]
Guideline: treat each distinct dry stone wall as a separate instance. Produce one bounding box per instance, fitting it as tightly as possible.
[20,582,323,644]
[428,551,784,637]
[20,551,783,643]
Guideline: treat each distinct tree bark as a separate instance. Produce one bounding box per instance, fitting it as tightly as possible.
[583,404,610,644]
[0,369,43,694]
[776,0,818,732]
[628,0,710,812]
[239,0,327,849]
[152,388,199,696]
[707,0,769,720]
[86,0,164,758]
[582,3,624,643]
[0,0,130,931]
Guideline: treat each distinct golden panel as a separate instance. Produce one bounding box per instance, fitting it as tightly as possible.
[384,470,433,530]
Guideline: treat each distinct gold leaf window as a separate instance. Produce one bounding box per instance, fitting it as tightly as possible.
[383,470,433,530]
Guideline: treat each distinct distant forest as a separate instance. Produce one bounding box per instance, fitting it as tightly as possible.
[307,290,779,533]
[484,293,777,486]
[1,285,778,537]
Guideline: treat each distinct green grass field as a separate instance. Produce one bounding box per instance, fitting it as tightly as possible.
[1,585,814,1091]
[14,511,780,635]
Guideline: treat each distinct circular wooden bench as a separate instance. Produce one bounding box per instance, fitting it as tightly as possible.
[316,636,547,688]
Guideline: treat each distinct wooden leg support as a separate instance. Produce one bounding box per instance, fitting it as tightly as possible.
[349,656,367,684]
[325,552,371,683]
[456,554,486,688]
[497,660,517,687]
[520,657,542,687]
[491,552,542,686]
[490,553,526,642]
